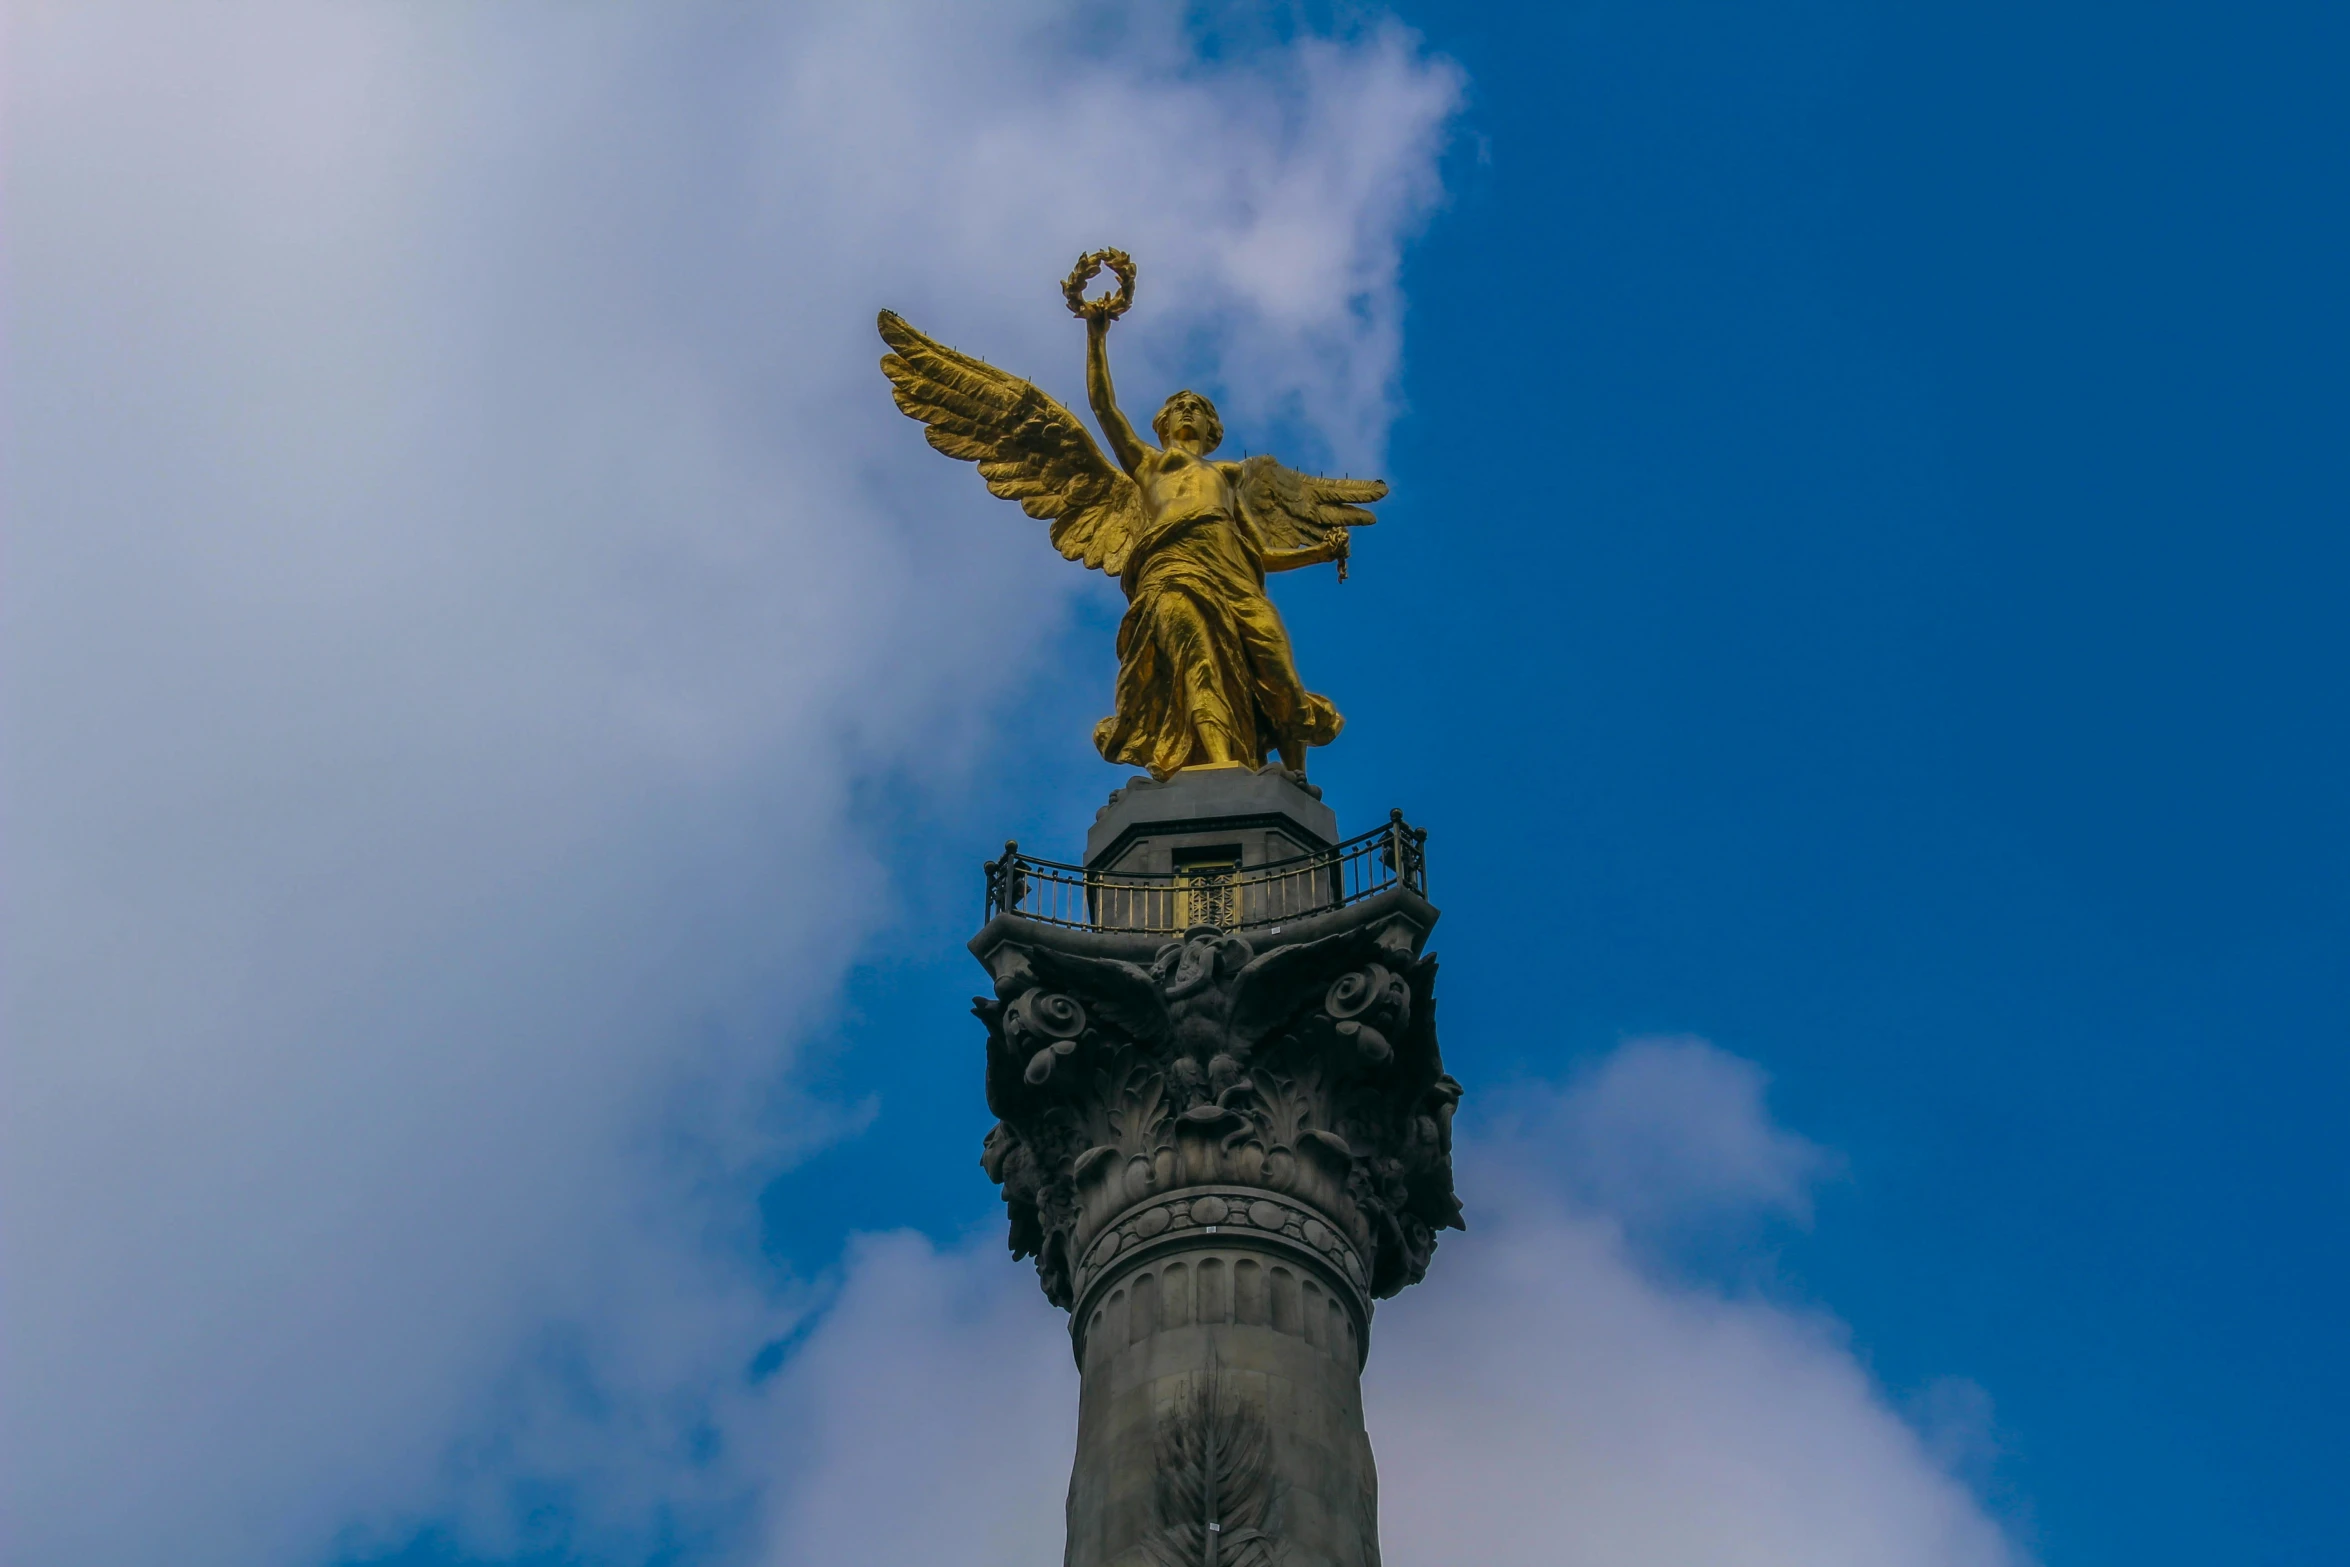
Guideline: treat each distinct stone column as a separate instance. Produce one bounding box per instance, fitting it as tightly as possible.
[971,783,1460,1567]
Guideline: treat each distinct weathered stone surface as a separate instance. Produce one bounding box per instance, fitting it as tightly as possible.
[972,887,1462,1316]
[1070,1270,1377,1567]
[971,860,1460,1567]
[1085,767,1339,871]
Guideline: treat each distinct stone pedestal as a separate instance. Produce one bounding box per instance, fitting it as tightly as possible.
[1086,767,1339,873]
[972,773,1461,1567]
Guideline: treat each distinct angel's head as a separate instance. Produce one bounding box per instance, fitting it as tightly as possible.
[1152,390,1224,454]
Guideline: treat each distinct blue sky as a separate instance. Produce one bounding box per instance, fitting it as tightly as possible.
[5,6,2341,1567]
[778,5,2348,1562]
[1392,4,2347,1558]
[1391,7,2347,1558]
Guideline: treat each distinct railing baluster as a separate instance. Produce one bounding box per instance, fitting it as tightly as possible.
[982,816,1425,932]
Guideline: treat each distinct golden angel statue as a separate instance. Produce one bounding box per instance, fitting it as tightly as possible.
[878,249,1385,780]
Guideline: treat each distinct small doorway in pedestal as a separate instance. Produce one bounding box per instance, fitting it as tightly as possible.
[1173,845,1242,931]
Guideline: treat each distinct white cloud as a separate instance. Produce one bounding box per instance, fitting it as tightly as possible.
[0,5,1459,1565]
[11,13,2022,1566]
[1496,1034,1845,1235]
[729,1038,2023,1567]
[1369,1038,2024,1567]
[748,1232,1078,1567]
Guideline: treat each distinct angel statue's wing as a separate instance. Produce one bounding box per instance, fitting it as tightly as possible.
[1234,453,1388,553]
[878,310,1145,575]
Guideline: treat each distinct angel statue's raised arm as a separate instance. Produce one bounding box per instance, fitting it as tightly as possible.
[878,248,1388,781]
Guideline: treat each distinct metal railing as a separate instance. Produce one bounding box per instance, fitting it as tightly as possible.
[983,810,1428,934]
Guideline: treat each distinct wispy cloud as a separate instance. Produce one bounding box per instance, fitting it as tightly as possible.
[748,1041,2023,1567]
[1485,1034,1846,1236]
[747,1231,1077,1567]
[11,12,2019,1567]
[0,6,1459,1564]
[1372,1038,2023,1567]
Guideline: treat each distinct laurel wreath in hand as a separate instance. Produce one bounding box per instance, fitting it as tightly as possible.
[1063,248,1137,322]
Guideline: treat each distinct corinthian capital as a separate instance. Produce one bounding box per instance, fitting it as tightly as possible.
[971,886,1462,1319]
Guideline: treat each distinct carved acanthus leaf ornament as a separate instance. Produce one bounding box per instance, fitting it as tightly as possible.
[975,910,1463,1310]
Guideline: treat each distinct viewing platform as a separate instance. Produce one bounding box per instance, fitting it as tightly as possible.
[982,767,1427,934]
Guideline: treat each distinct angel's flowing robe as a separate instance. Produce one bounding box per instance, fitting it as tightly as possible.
[1093,504,1342,779]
